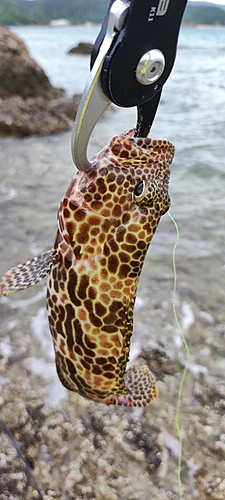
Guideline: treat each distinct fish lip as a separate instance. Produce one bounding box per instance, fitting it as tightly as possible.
[90,130,175,171]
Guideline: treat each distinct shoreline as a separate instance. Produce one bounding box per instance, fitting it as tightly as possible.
[7,22,101,29]
[182,22,225,28]
[6,22,225,29]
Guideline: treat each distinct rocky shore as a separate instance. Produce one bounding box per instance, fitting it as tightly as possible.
[0,27,81,136]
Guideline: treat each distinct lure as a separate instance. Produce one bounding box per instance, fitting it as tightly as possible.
[0,130,174,406]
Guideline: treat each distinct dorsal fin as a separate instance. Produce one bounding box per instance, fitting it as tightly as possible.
[0,250,59,296]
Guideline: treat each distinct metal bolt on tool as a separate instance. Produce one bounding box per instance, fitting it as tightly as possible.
[136,49,165,85]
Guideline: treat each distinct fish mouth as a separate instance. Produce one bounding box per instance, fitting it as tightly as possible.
[109,129,175,166]
[90,129,175,173]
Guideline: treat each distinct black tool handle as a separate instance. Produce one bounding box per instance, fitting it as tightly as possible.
[101,0,187,107]
[91,0,187,136]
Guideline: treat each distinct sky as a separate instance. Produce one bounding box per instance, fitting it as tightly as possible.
[189,0,225,4]
[24,0,225,3]
[24,0,225,4]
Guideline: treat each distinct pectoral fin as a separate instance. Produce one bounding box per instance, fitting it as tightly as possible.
[106,364,158,407]
[0,249,59,296]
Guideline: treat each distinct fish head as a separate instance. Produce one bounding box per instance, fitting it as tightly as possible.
[62,130,174,252]
[95,128,174,216]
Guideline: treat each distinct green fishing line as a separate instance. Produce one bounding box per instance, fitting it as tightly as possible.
[168,212,190,500]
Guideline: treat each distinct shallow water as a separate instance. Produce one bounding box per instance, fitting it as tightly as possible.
[0,25,225,500]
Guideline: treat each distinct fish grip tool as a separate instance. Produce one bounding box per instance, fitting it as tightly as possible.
[72,0,187,172]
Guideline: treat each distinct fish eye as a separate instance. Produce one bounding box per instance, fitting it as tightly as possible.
[133,180,146,202]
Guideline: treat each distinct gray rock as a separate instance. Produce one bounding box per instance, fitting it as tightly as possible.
[0,27,82,136]
[0,95,82,137]
[68,42,93,55]
[0,26,63,100]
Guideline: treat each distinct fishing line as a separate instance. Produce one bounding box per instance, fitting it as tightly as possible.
[0,415,45,499]
[168,211,190,500]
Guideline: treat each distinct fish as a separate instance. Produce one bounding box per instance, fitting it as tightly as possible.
[0,130,175,406]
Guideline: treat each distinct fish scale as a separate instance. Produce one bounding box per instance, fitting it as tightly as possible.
[0,130,175,406]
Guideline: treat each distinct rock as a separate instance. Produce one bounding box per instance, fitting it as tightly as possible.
[0,28,112,137]
[68,42,94,55]
[0,27,83,136]
[0,27,63,100]
[0,95,82,137]
[51,94,82,121]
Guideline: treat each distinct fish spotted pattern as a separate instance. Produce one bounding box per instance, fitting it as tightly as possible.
[0,130,174,406]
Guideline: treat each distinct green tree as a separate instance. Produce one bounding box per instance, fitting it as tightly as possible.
[0,0,109,26]
[183,4,225,26]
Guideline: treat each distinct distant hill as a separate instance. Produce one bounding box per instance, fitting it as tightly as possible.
[1,0,225,26]
[0,0,109,26]
[183,2,225,25]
